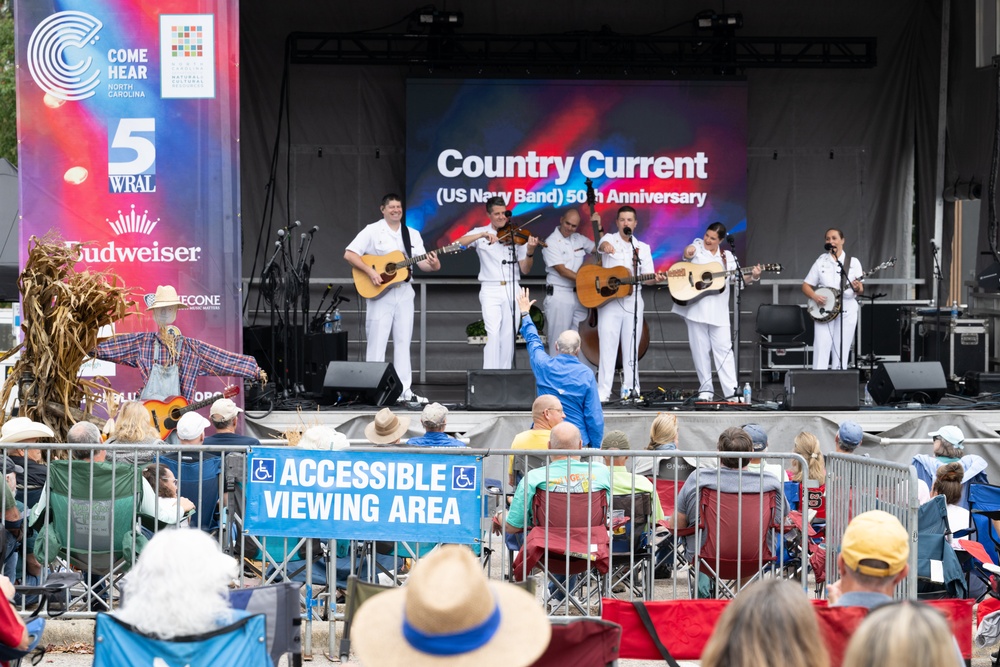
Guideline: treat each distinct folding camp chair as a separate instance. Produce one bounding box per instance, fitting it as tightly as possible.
[530,616,622,667]
[681,487,783,599]
[917,495,967,599]
[30,460,151,611]
[969,482,1000,565]
[512,488,610,615]
[650,478,683,578]
[93,612,270,667]
[229,581,302,667]
[607,492,654,599]
[338,573,395,662]
[158,453,223,532]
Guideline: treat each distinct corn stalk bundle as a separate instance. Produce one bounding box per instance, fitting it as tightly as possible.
[0,234,136,439]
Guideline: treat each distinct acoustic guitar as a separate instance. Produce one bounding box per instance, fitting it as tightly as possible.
[576,264,662,309]
[143,385,239,440]
[667,261,782,305]
[352,242,466,299]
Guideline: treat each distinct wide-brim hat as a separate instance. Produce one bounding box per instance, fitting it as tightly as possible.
[364,408,410,444]
[145,285,187,310]
[352,546,551,667]
[0,417,55,443]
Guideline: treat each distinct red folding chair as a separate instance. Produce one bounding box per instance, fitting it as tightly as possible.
[529,617,621,667]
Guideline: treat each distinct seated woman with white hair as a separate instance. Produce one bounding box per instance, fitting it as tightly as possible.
[115,529,240,638]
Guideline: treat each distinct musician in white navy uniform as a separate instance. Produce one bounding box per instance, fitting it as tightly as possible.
[542,208,594,356]
[673,222,761,400]
[344,193,441,403]
[801,227,864,370]
[595,206,666,403]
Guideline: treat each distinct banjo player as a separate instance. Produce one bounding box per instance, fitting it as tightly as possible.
[801,228,865,370]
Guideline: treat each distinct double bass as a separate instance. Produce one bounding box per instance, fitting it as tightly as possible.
[578,179,650,367]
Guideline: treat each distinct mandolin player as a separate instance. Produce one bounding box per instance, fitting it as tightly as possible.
[673,222,761,401]
[595,206,667,403]
[801,227,864,370]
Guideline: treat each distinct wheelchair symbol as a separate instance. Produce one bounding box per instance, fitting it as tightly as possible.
[451,465,476,491]
[252,458,276,483]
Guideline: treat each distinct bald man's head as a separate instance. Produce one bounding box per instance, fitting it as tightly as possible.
[549,422,582,451]
[555,330,581,355]
[531,394,564,429]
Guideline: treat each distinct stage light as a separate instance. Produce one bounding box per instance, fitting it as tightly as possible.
[417,10,463,27]
[695,12,743,31]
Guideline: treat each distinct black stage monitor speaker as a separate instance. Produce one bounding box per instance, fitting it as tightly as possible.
[466,370,536,410]
[783,370,859,411]
[868,362,946,405]
[322,361,402,406]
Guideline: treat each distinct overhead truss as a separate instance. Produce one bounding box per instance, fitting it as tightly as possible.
[288,31,876,73]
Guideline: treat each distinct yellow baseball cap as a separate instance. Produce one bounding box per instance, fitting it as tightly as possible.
[841,510,910,577]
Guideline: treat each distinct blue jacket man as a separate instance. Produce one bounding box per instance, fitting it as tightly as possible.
[516,288,604,448]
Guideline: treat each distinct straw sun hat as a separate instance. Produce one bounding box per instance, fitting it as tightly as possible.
[364,408,410,444]
[145,285,187,310]
[352,545,551,666]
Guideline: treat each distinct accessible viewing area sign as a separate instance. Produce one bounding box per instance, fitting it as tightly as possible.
[244,449,484,544]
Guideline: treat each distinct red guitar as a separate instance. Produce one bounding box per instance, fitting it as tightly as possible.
[143,386,239,440]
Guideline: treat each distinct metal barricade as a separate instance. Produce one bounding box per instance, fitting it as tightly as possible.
[825,452,919,599]
[480,448,811,616]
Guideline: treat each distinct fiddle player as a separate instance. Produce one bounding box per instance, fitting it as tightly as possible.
[542,208,595,357]
[673,222,761,401]
[344,193,441,403]
[595,206,666,403]
[455,197,538,369]
[802,227,864,370]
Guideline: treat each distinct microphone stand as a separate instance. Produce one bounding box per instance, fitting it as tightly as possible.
[506,224,520,370]
[833,249,848,370]
[627,232,641,402]
[930,240,944,367]
[728,236,744,396]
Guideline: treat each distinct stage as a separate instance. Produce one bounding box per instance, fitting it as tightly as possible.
[244,381,1000,488]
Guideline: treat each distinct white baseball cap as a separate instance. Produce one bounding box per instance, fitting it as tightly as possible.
[176,412,211,441]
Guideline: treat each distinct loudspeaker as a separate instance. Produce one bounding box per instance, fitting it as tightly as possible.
[322,361,402,406]
[783,370,859,411]
[868,362,946,405]
[466,370,536,410]
[304,332,348,393]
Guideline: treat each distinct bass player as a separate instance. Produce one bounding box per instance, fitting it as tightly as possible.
[595,206,666,403]
[344,193,441,403]
[802,227,864,370]
[673,222,761,400]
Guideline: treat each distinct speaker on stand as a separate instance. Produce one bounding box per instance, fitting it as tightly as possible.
[867,362,947,405]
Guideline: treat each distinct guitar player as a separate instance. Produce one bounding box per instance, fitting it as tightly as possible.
[595,206,667,403]
[672,222,762,401]
[802,227,864,370]
[344,193,441,404]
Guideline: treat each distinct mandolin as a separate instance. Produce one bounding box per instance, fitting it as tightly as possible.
[144,385,239,441]
[352,242,467,299]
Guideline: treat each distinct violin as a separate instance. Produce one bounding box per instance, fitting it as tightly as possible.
[495,214,547,247]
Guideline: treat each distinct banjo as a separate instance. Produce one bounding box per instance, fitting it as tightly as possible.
[807,258,896,323]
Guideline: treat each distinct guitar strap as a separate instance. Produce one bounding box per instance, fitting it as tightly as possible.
[399,223,414,282]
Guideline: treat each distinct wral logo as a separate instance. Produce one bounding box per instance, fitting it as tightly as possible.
[27,11,103,101]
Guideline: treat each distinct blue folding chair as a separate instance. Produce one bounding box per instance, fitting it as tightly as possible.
[783,481,801,512]
[93,612,270,667]
[969,482,1000,566]
[158,454,223,532]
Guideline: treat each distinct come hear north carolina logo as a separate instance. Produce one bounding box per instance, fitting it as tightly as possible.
[27,11,104,101]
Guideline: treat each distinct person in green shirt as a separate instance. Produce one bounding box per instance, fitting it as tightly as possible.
[601,430,665,525]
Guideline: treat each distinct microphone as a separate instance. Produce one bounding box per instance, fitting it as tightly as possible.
[726,234,735,245]
[262,241,282,274]
[308,225,320,236]
[504,211,513,218]
[277,229,287,241]
[930,239,937,251]
[288,220,302,230]
[824,243,834,252]
[622,227,633,237]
